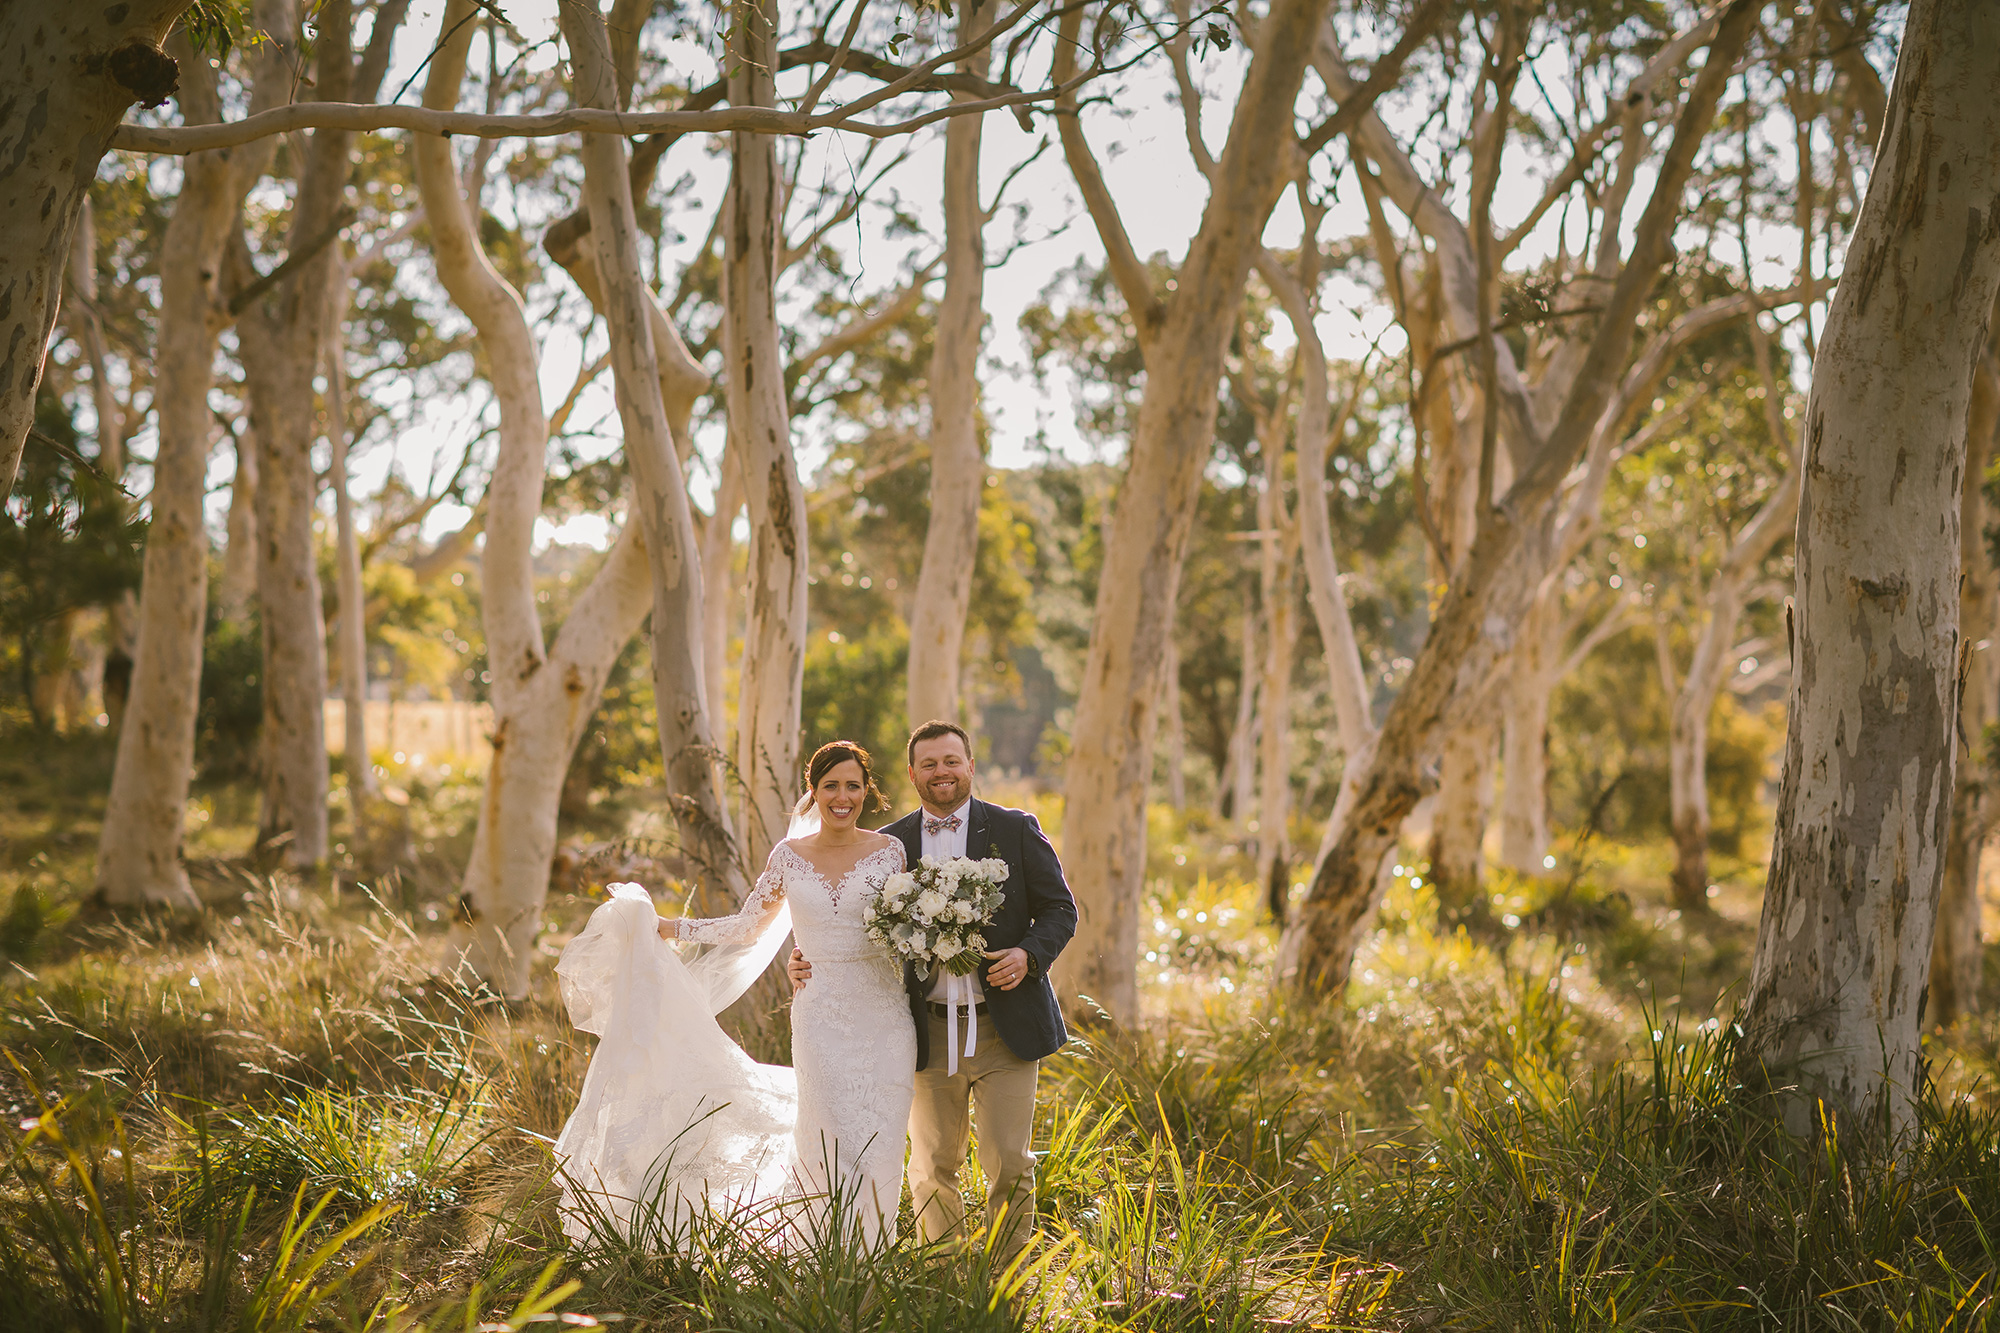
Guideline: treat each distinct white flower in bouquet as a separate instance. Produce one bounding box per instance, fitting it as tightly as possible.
[864,853,1009,979]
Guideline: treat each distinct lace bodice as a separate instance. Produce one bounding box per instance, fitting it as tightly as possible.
[674,837,904,961]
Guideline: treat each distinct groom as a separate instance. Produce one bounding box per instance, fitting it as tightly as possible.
[789,719,1076,1257]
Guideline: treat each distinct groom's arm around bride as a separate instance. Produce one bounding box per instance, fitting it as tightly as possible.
[789,719,1076,1256]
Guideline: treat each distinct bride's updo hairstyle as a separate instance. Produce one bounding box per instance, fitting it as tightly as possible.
[794,740,889,818]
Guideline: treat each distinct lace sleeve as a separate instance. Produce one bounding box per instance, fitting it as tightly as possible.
[671,851,787,945]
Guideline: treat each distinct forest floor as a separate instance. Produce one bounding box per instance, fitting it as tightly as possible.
[4,728,2000,1330]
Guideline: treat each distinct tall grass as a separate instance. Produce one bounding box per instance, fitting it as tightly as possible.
[4,767,1999,1329]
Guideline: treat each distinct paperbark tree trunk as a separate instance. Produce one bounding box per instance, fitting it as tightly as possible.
[1497,593,1560,873]
[97,22,289,907]
[702,451,743,756]
[1292,0,1756,996]
[236,0,397,873]
[562,0,750,911]
[906,0,992,729]
[1051,0,1343,1024]
[67,198,142,711]
[1739,0,2000,1139]
[1256,244,1378,886]
[1929,319,2000,1028]
[1160,630,1188,810]
[726,0,809,863]
[1255,422,1300,914]
[326,284,375,810]
[0,0,188,493]
[416,0,653,997]
[1222,603,1260,827]
[1427,718,1496,910]
[217,435,259,625]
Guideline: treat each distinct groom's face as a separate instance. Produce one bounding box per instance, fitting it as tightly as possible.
[909,735,973,814]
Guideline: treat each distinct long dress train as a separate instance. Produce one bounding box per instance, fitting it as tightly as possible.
[551,837,915,1247]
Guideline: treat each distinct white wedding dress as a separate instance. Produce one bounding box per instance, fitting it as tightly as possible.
[551,836,915,1248]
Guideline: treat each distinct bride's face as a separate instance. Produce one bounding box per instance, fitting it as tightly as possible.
[813,760,868,831]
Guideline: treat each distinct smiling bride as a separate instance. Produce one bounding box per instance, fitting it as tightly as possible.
[550,740,915,1247]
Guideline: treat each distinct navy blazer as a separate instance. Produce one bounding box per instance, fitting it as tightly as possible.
[883,799,1077,1068]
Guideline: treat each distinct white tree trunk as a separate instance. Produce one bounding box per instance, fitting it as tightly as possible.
[240,336,331,868]
[563,0,749,911]
[1740,0,2000,1138]
[1225,603,1260,828]
[1255,429,1300,909]
[1931,319,2000,1027]
[905,0,992,729]
[326,285,375,806]
[1427,718,1495,908]
[0,0,188,492]
[1160,631,1187,810]
[218,433,259,625]
[1051,0,1340,1024]
[67,198,142,701]
[415,0,649,996]
[726,0,809,862]
[701,450,743,760]
[1497,593,1561,873]
[97,23,288,907]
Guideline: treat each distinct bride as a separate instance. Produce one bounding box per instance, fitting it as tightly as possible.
[551,740,915,1246]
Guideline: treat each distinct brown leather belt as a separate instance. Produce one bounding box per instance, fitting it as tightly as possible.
[926,1000,986,1017]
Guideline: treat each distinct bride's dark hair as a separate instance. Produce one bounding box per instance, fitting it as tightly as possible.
[795,740,889,817]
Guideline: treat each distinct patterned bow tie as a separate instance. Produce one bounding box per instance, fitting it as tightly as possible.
[924,813,962,836]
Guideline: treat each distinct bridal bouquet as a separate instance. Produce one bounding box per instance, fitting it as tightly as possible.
[862,855,1008,979]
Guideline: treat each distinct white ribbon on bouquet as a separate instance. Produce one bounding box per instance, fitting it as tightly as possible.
[940,968,980,1075]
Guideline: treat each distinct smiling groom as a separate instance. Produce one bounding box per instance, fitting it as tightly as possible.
[789,719,1076,1257]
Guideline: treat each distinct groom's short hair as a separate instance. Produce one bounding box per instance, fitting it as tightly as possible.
[907,719,972,765]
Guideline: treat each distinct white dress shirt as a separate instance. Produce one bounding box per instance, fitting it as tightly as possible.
[920,798,974,1003]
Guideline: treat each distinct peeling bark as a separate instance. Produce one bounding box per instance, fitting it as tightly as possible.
[415,0,651,997]
[906,0,992,729]
[562,0,750,913]
[726,0,809,863]
[1051,0,1346,1024]
[97,18,290,907]
[1740,0,2000,1138]
[0,0,191,493]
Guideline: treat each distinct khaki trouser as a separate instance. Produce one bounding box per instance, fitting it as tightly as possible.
[907,1006,1038,1259]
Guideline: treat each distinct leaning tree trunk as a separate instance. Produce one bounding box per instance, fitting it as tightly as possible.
[97,26,287,907]
[1053,0,1336,1024]
[905,0,992,729]
[1292,0,1756,996]
[1739,0,2000,1140]
[726,0,809,862]
[1930,321,2000,1028]
[0,1,187,493]
[416,0,652,996]
[563,0,751,910]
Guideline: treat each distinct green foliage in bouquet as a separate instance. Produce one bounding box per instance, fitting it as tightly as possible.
[862,856,1008,978]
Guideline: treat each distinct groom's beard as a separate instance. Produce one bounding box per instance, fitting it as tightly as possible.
[921,773,970,811]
